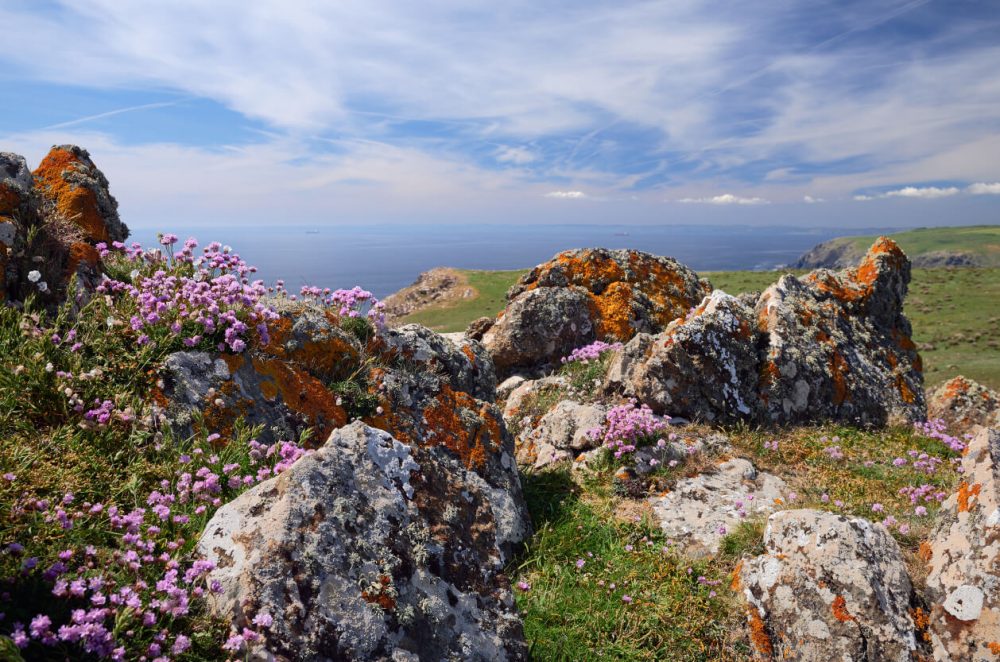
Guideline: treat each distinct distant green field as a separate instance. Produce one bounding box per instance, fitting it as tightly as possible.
[399,266,1000,390]
[834,225,1000,265]
[398,269,529,331]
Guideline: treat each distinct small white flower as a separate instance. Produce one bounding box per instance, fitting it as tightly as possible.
[37,281,49,293]
[130,269,140,280]
[45,362,54,373]
[27,270,41,283]
[106,316,117,328]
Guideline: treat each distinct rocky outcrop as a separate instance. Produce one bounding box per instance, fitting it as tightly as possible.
[604,238,925,426]
[604,291,763,422]
[382,267,475,323]
[796,236,984,269]
[649,458,786,556]
[927,376,1000,436]
[738,509,919,661]
[0,146,127,304]
[483,249,710,376]
[515,400,607,470]
[31,145,127,244]
[198,422,529,661]
[924,427,1000,661]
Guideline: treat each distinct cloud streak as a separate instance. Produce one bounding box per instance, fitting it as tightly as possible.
[677,194,769,205]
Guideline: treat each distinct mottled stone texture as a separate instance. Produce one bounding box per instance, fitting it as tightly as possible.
[514,400,607,469]
[483,248,710,376]
[739,509,919,661]
[928,376,1000,436]
[198,422,529,661]
[924,427,1000,661]
[601,238,925,426]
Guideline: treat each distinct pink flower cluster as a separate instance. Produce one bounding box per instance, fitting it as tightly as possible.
[96,238,279,353]
[297,285,387,328]
[1,434,308,658]
[561,341,623,365]
[914,418,967,453]
[587,401,669,458]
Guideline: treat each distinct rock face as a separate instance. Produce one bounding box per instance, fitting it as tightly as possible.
[605,238,925,426]
[927,376,1000,436]
[649,458,786,556]
[605,291,762,422]
[515,400,607,469]
[924,427,1000,661]
[198,422,528,661]
[739,509,919,661]
[0,146,128,304]
[483,249,710,376]
[795,237,983,269]
[31,145,127,244]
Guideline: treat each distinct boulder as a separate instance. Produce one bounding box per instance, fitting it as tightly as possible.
[31,145,128,244]
[756,237,925,426]
[927,376,1000,436]
[0,153,35,300]
[483,248,710,376]
[603,238,925,426]
[515,400,607,470]
[738,509,919,661]
[198,422,529,661]
[648,458,785,556]
[381,324,496,403]
[924,427,1000,660]
[605,291,763,422]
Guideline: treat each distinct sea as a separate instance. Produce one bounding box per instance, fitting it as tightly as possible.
[136,224,895,299]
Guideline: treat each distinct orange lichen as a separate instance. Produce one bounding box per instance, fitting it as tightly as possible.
[0,183,21,217]
[731,560,744,591]
[32,147,109,243]
[747,609,773,656]
[988,642,1000,655]
[251,357,348,441]
[830,351,850,405]
[918,541,933,563]
[832,595,855,622]
[896,374,917,404]
[261,315,359,378]
[419,384,495,471]
[942,376,971,400]
[524,250,626,293]
[957,481,982,513]
[911,607,930,632]
[66,242,100,276]
[461,344,477,364]
[590,281,635,341]
[361,575,396,611]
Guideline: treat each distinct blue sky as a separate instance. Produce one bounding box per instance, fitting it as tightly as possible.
[1,0,999,228]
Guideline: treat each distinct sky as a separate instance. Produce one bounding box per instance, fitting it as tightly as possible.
[1,0,999,229]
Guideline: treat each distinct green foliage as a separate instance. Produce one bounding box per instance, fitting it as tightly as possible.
[340,315,375,344]
[397,269,529,331]
[329,377,380,420]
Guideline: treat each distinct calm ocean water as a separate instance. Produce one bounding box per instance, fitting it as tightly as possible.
[137,224,893,299]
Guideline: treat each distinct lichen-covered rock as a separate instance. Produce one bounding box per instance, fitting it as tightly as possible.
[482,287,596,376]
[515,400,607,469]
[756,237,924,426]
[739,509,919,661]
[198,422,528,661]
[484,249,710,375]
[381,324,496,402]
[32,145,128,243]
[648,458,785,556]
[606,291,763,422]
[501,376,568,421]
[924,427,1000,661]
[927,376,1000,436]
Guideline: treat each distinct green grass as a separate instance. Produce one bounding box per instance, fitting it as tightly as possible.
[398,269,528,332]
[845,225,1000,265]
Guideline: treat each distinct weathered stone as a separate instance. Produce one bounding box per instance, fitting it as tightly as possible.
[739,509,918,661]
[198,422,528,661]
[606,291,763,422]
[32,145,128,243]
[515,400,608,470]
[497,375,527,402]
[649,458,786,556]
[484,248,710,376]
[927,376,1000,436]
[466,316,495,341]
[756,237,924,426]
[924,427,1000,661]
[501,376,568,421]
[381,324,496,403]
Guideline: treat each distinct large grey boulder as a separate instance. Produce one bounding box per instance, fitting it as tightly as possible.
[739,509,919,661]
[483,248,710,377]
[924,427,1000,661]
[649,458,785,556]
[198,422,529,661]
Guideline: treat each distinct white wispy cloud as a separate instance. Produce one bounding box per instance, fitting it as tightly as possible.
[545,190,587,199]
[968,182,1000,195]
[884,186,960,199]
[803,195,824,203]
[496,146,537,165]
[677,193,769,205]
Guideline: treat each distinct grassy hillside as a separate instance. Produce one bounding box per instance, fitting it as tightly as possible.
[809,225,1000,266]
[398,267,1000,390]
